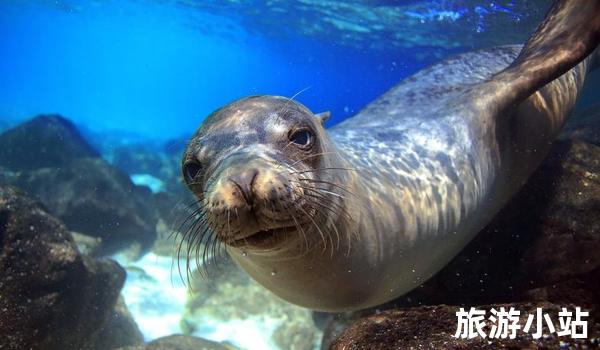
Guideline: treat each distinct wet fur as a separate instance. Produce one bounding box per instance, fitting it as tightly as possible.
[179,1,600,311]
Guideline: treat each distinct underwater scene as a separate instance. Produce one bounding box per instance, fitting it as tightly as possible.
[1,0,599,349]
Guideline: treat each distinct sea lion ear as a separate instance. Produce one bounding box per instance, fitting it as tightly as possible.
[314,111,331,125]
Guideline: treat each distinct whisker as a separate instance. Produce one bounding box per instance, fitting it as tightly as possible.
[195,221,214,277]
[168,201,207,240]
[297,184,347,200]
[185,216,209,283]
[294,178,357,197]
[290,167,358,175]
[289,151,341,167]
[281,201,309,252]
[295,201,328,253]
[276,86,312,123]
[174,209,208,270]
[297,188,352,220]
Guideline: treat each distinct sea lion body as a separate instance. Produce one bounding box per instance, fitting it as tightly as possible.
[227,46,595,311]
[182,1,600,312]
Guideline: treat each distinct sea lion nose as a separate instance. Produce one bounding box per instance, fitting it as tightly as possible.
[228,168,259,205]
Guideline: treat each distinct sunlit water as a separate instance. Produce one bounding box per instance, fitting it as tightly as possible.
[115,252,321,349]
[0,0,552,140]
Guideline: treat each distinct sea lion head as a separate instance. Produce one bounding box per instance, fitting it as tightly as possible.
[181,95,348,256]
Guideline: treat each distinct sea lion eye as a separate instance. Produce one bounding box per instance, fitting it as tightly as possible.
[289,129,313,148]
[183,161,202,183]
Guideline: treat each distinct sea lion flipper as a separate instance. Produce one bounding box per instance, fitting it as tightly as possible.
[483,0,600,114]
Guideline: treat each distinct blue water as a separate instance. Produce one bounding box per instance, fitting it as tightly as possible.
[0,0,551,140]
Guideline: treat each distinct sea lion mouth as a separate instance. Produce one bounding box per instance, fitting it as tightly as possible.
[228,226,296,249]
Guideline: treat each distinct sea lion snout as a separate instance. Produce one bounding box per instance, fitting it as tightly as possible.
[205,157,301,245]
[227,168,259,205]
[212,157,294,206]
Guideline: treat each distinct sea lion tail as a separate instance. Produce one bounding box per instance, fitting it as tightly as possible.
[484,0,600,113]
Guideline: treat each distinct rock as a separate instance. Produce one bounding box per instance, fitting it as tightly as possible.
[0,114,98,172]
[105,140,185,194]
[111,144,168,181]
[319,314,354,350]
[70,231,103,256]
[150,189,200,257]
[152,189,195,225]
[90,296,145,350]
[524,267,600,313]
[561,104,600,146]
[116,334,236,350]
[0,185,125,349]
[0,115,159,255]
[327,303,600,350]
[12,157,158,255]
[146,335,236,350]
[272,321,320,350]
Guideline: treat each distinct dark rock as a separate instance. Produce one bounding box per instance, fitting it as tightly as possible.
[153,189,195,226]
[111,144,167,180]
[0,114,98,172]
[90,296,145,350]
[12,157,158,255]
[523,267,600,315]
[105,140,185,195]
[150,188,203,258]
[561,104,600,146]
[70,231,103,256]
[327,303,600,350]
[116,335,236,350]
[146,335,235,350]
[0,185,125,349]
[0,166,18,184]
[0,115,159,255]
[320,314,354,350]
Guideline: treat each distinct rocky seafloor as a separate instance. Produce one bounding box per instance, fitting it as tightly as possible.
[0,102,599,349]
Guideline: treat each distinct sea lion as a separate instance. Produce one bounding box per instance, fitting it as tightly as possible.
[180,0,600,312]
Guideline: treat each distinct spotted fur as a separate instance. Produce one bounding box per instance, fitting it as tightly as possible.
[181,1,600,311]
